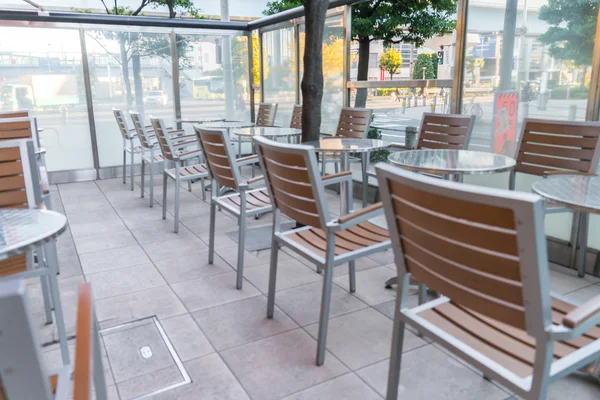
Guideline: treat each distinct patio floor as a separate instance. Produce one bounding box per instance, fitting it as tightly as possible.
[32,165,600,400]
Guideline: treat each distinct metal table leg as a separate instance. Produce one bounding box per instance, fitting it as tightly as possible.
[340,152,350,214]
[577,212,589,278]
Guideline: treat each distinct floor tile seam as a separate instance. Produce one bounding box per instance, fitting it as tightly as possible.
[53,187,86,279]
[160,266,236,286]
[562,281,600,297]
[271,372,385,400]
[81,257,154,276]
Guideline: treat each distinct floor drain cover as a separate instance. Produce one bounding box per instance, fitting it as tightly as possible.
[100,317,191,399]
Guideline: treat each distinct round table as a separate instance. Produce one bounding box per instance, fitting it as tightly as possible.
[177,118,225,124]
[202,121,256,130]
[304,138,392,210]
[533,175,600,277]
[388,149,516,180]
[233,127,301,143]
[0,209,67,261]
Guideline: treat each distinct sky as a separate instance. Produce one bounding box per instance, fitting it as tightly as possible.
[0,0,271,18]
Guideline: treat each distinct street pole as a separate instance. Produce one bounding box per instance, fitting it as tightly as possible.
[221,0,234,120]
[499,0,518,91]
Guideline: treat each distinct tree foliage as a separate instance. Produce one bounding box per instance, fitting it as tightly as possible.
[538,0,599,66]
[413,53,437,80]
[378,48,402,80]
[264,0,304,15]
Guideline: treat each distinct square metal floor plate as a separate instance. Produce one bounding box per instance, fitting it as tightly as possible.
[226,221,295,252]
[101,317,190,399]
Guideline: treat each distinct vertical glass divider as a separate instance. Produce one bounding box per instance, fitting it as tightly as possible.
[586,7,600,121]
[342,5,351,108]
[294,20,301,106]
[247,32,256,122]
[258,30,265,105]
[79,27,100,178]
[451,0,468,114]
[170,30,182,129]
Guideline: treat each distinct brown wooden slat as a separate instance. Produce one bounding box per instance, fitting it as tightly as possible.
[268,172,314,198]
[421,122,470,136]
[420,308,532,377]
[0,175,25,191]
[408,254,526,329]
[338,116,370,125]
[515,163,560,176]
[339,108,372,118]
[288,231,327,257]
[272,186,318,214]
[262,147,306,167]
[403,238,523,305]
[419,131,467,146]
[278,200,322,228]
[418,140,462,150]
[423,114,473,126]
[248,190,271,205]
[394,198,519,256]
[521,132,598,148]
[0,119,32,131]
[336,229,378,247]
[345,224,389,243]
[358,221,390,237]
[265,159,311,183]
[525,121,600,137]
[551,298,600,339]
[0,189,27,207]
[310,228,362,252]
[0,148,20,162]
[0,129,31,140]
[0,253,26,277]
[519,142,595,160]
[518,153,589,172]
[201,141,228,156]
[389,180,516,230]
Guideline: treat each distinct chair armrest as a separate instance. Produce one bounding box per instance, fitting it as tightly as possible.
[320,133,335,138]
[337,202,383,224]
[322,171,352,187]
[35,148,46,155]
[236,155,259,167]
[389,143,410,151]
[245,175,265,190]
[36,203,47,210]
[563,294,600,329]
[172,139,198,150]
[544,171,598,177]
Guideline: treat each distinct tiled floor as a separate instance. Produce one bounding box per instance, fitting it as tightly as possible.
[33,169,600,400]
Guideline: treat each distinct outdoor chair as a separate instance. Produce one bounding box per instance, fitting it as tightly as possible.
[0,139,69,365]
[290,104,302,129]
[150,117,209,233]
[0,116,52,209]
[376,162,600,400]
[113,108,147,191]
[195,126,272,289]
[0,281,106,400]
[510,119,600,277]
[129,112,198,207]
[254,136,391,365]
[234,103,278,157]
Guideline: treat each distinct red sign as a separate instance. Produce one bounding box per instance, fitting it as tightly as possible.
[380,69,385,81]
[493,91,519,156]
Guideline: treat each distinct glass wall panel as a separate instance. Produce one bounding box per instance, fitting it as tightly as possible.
[0,26,95,172]
[461,0,598,245]
[262,26,296,127]
[299,14,345,134]
[85,27,175,167]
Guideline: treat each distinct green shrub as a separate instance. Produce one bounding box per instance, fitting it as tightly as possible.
[550,85,589,100]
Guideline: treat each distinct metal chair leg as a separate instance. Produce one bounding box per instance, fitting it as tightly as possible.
[162,171,168,220]
[385,276,397,289]
[236,196,247,290]
[208,199,216,264]
[316,232,336,366]
[386,294,406,400]
[267,236,279,318]
[187,180,192,192]
[200,177,206,201]
[122,150,126,184]
[130,147,135,191]
[349,261,356,293]
[569,211,581,269]
[174,165,181,233]
[577,212,589,278]
[45,241,69,365]
[321,154,327,176]
[149,159,155,207]
[141,158,145,198]
[40,274,53,324]
[361,153,369,208]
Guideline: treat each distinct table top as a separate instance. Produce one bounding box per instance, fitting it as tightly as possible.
[0,209,67,260]
[202,121,256,129]
[233,127,301,137]
[388,149,516,175]
[303,138,392,153]
[176,118,225,124]
[532,175,600,214]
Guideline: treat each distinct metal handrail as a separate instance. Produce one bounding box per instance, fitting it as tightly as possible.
[347,79,454,89]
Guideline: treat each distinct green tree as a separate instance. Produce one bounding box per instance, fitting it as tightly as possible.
[378,48,402,80]
[263,0,456,108]
[538,0,599,67]
[413,53,437,80]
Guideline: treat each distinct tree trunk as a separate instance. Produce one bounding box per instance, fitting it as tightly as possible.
[499,0,518,90]
[132,52,145,115]
[301,0,329,142]
[119,35,133,107]
[354,38,370,108]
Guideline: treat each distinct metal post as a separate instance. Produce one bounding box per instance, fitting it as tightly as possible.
[342,5,352,107]
[586,6,600,121]
[247,32,256,122]
[500,0,518,91]
[170,31,182,130]
[79,28,100,179]
[221,0,235,120]
[294,19,301,106]
[450,0,468,114]
[258,30,265,104]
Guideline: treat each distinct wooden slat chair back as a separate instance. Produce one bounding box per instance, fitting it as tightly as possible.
[378,163,600,400]
[416,113,475,150]
[333,107,372,139]
[129,112,154,150]
[112,109,134,140]
[0,117,34,142]
[0,139,40,210]
[0,281,106,400]
[254,137,328,229]
[195,126,241,191]
[151,118,177,161]
[513,119,600,177]
[256,103,278,127]
[290,105,302,129]
[0,110,29,119]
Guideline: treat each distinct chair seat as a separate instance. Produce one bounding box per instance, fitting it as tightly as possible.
[286,221,390,258]
[125,145,143,154]
[216,188,272,215]
[0,254,27,278]
[164,164,209,180]
[142,153,164,163]
[418,299,600,378]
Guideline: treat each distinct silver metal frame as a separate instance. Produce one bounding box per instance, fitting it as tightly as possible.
[254,136,391,365]
[194,126,272,290]
[377,162,600,400]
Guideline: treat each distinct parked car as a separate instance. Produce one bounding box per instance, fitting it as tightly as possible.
[143,90,168,105]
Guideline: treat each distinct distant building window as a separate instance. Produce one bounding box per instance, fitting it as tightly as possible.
[369,53,378,68]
